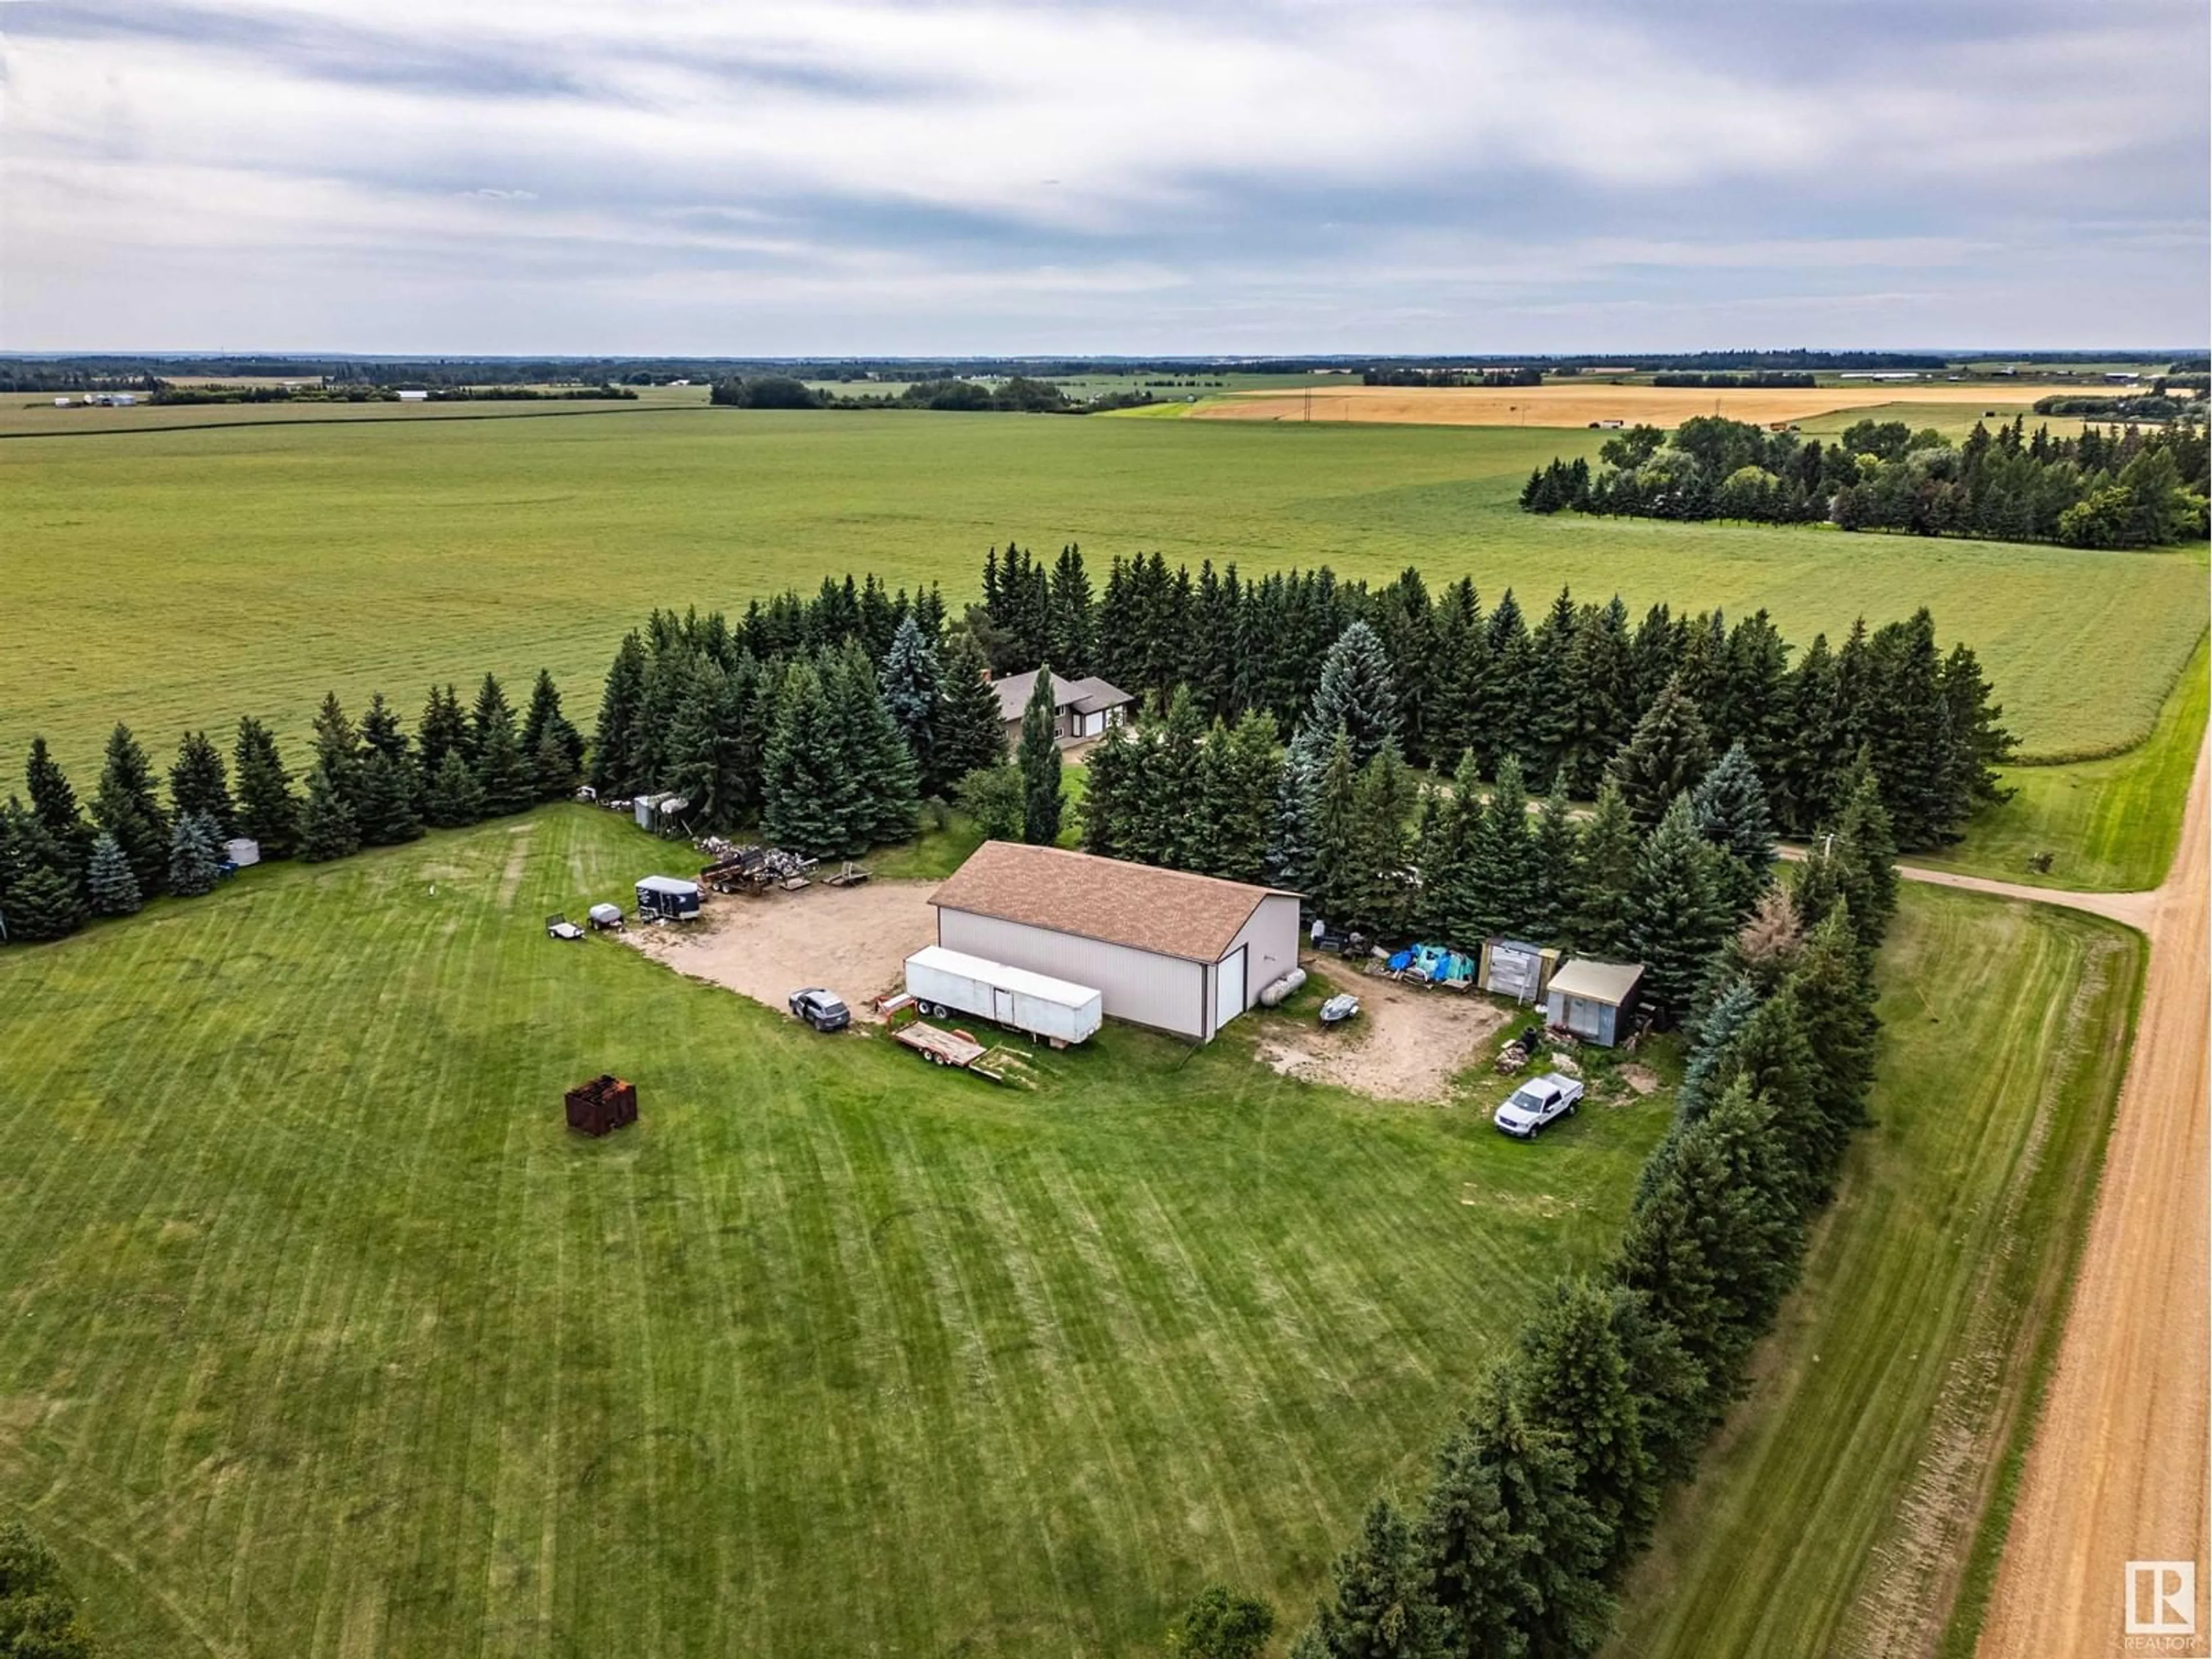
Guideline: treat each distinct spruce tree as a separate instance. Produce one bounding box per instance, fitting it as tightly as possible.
[1017,662,1063,845]
[1047,544,1097,676]
[879,613,945,790]
[423,748,485,828]
[1144,687,1209,869]
[1080,719,1135,857]
[358,692,410,769]
[310,691,363,810]
[1712,986,1830,1207]
[1304,619,1400,766]
[1617,1078,1802,1391]
[1422,1374,1614,1659]
[355,748,425,845]
[663,657,748,831]
[1203,711,1282,885]
[518,669,585,799]
[24,736,92,870]
[762,661,855,856]
[1294,1497,1448,1659]
[1828,750,1898,946]
[92,722,171,896]
[1463,753,1535,939]
[1266,743,1320,892]
[232,717,300,858]
[1689,741,1775,922]
[417,683,471,794]
[1309,731,1364,930]
[1624,793,1731,1024]
[1786,903,1881,1152]
[932,629,1009,786]
[1469,590,1531,774]
[86,830,142,915]
[1,857,82,942]
[1606,673,1714,830]
[1526,784,1582,945]
[1677,976,1760,1122]
[1570,781,1639,959]
[166,810,225,897]
[1513,1278,1653,1584]
[168,729,234,835]
[590,632,650,794]
[471,675,535,816]
[831,639,921,849]
[297,761,361,862]
[1351,745,1416,937]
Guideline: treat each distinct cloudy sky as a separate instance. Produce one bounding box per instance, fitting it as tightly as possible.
[3,0,2206,354]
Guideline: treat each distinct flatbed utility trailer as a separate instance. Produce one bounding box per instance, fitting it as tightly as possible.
[889,1012,1010,1082]
[824,862,870,888]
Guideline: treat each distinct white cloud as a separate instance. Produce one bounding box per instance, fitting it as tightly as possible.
[1,0,2202,350]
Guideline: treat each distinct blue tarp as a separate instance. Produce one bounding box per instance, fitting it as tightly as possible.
[1396,942,1475,985]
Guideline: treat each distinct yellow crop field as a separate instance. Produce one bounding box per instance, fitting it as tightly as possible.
[1192,381,2118,430]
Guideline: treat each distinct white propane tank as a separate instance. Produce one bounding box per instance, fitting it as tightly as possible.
[1258,967,1308,1007]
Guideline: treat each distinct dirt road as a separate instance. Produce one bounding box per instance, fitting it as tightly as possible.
[624,878,940,1019]
[1976,729,2209,1657]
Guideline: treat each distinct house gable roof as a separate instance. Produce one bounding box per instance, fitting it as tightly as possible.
[930,841,1297,963]
[989,670,1133,723]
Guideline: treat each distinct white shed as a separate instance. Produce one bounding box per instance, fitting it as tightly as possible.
[928,842,1301,1043]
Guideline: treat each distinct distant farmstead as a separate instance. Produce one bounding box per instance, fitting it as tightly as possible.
[990,669,1133,745]
[929,841,1299,1042]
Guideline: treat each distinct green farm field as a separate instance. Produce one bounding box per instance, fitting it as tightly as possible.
[0,805,1666,1658]
[1608,885,2145,1657]
[2,408,2203,781]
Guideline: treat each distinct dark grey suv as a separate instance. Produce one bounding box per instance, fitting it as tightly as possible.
[788,987,851,1032]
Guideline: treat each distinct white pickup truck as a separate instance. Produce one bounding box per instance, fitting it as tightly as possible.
[1493,1073,1584,1139]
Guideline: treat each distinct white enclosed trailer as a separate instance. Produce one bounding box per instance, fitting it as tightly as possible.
[904,945,1103,1046]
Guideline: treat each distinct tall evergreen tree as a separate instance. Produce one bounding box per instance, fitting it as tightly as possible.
[1309,731,1365,929]
[879,613,946,790]
[1688,743,1774,922]
[1676,975,1760,1122]
[1017,663,1064,845]
[1047,544,1097,676]
[1513,1278,1651,1583]
[166,809,225,897]
[1421,1373,1614,1659]
[92,723,171,896]
[1526,785,1582,945]
[417,683,471,796]
[1605,675,1714,830]
[86,828,142,916]
[662,656,753,831]
[1081,719,1137,857]
[1267,743,1321,892]
[168,730,236,834]
[1137,687,1209,868]
[423,748,485,828]
[1293,1497,1449,1659]
[310,691,363,813]
[830,639,921,849]
[1624,794,1731,1024]
[0,851,82,942]
[232,717,299,858]
[589,632,649,793]
[1351,745,1418,938]
[471,675,535,816]
[296,760,361,862]
[1469,590,1532,774]
[1199,710,1283,885]
[1304,619,1400,766]
[1785,904,1881,1158]
[519,669,584,799]
[355,749,425,846]
[1461,754,1535,938]
[932,630,1009,786]
[1569,781,1639,960]
[24,737,92,872]
[762,661,855,856]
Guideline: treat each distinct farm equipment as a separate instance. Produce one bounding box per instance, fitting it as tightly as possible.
[696,843,819,896]
[1319,993,1360,1027]
[546,913,585,941]
[565,1074,638,1137]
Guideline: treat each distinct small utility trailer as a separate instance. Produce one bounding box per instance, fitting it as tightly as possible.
[887,1005,1012,1082]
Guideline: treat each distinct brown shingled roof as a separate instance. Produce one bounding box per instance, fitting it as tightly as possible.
[929,842,1298,963]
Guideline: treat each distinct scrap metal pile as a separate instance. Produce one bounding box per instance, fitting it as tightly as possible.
[694,838,819,895]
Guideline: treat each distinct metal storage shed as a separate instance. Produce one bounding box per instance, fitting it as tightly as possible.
[1544,959,1645,1047]
[928,842,1300,1043]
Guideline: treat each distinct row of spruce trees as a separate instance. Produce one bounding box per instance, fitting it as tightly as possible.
[1083,619,1888,1023]
[972,544,2012,843]
[1285,762,1899,1657]
[0,671,583,946]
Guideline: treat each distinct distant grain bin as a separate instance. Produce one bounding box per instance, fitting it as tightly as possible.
[565,1074,638,1137]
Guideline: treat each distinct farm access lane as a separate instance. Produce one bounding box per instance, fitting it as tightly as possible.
[1975,724,2209,1658]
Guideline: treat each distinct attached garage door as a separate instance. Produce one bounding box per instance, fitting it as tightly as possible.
[1213,946,1247,1035]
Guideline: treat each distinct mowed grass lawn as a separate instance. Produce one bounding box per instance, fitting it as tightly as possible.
[2,410,2203,778]
[1608,885,2144,1657]
[0,806,1666,1658]
[1918,635,2208,892]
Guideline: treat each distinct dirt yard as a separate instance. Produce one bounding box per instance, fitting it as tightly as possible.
[1192,381,2109,430]
[622,878,941,1020]
[1253,956,1513,1104]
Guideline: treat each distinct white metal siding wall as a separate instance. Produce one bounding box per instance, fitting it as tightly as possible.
[1214,894,1301,1034]
[937,910,1208,1037]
